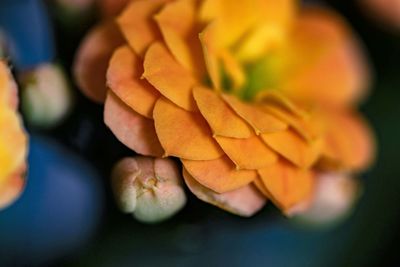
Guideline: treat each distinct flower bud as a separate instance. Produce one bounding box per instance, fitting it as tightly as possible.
[294,173,361,226]
[111,157,187,224]
[20,63,72,128]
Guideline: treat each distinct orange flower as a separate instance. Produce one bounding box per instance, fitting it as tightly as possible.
[0,61,28,209]
[75,0,375,217]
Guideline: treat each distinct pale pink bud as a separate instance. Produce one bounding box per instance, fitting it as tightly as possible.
[295,173,361,226]
[111,157,187,224]
[20,63,72,128]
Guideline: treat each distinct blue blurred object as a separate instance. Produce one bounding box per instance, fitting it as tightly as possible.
[0,135,104,266]
[0,0,55,70]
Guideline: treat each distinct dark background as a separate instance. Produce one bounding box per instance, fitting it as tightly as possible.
[1,0,400,266]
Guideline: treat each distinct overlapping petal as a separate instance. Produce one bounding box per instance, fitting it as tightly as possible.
[75,0,375,217]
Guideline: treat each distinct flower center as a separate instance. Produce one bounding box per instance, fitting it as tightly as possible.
[219,49,286,102]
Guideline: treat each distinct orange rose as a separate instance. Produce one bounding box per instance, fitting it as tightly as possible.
[74,0,374,217]
[0,61,28,209]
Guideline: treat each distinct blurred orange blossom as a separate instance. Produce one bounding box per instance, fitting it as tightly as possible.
[0,61,28,209]
[74,0,375,217]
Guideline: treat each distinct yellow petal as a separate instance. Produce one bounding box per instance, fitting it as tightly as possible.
[73,21,124,103]
[117,0,168,56]
[155,0,205,78]
[0,108,27,183]
[223,94,288,134]
[107,46,160,118]
[0,164,26,210]
[193,86,252,138]
[183,168,266,217]
[261,130,322,168]
[258,160,314,211]
[104,92,164,157]
[214,135,277,170]
[235,0,296,62]
[182,155,257,193]
[153,97,223,160]
[143,42,197,111]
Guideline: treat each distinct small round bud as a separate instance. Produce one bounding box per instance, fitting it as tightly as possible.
[20,63,73,128]
[294,173,361,226]
[111,157,187,224]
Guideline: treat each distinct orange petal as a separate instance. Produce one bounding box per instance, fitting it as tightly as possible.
[107,46,160,118]
[0,164,26,210]
[256,90,308,118]
[117,0,168,56]
[253,177,271,197]
[182,155,257,193]
[104,92,164,157]
[258,160,315,212]
[284,7,370,108]
[193,86,252,138]
[153,97,223,160]
[99,0,130,18]
[262,105,323,142]
[155,0,205,78]
[199,24,221,90]
[73,21,124,103]
[143,42,197,111]
[183,168,266,216]
[261,130,322,168]
[223,94,288,134]
[322,111,375,171]
[200,0,258,47]
[214,135,277,170]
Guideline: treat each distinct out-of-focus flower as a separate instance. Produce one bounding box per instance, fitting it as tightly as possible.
[75,0,375,218]
[361,0,400,30]
[20,63,72,128]
[294,173,361,225]
[111,156,186,223]
[0,61,28,209]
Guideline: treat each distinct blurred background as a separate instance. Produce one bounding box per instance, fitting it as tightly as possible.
[0,0,400,266]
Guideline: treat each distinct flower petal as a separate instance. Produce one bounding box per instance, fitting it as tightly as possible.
[214,135,277,170]
[73,21,124,103]
[107,46,160,118]
[193,86,252,138]
[223,94,288,134]
[153,97,223,160]
[258,160,315,212]
[253,177,271,197]
[181,155,257,193]
[199,23,221,90]
[261,130,322,168]
[183,168,266,217]
[155,0,205,78]
[143,42,197,111]
[262,105,323,142]
[104,92,164,157]
[284,7,370,108]
[322,111,375,171]
[0,108,27,183]
[0,164,26,210]
[117,0,168,56]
